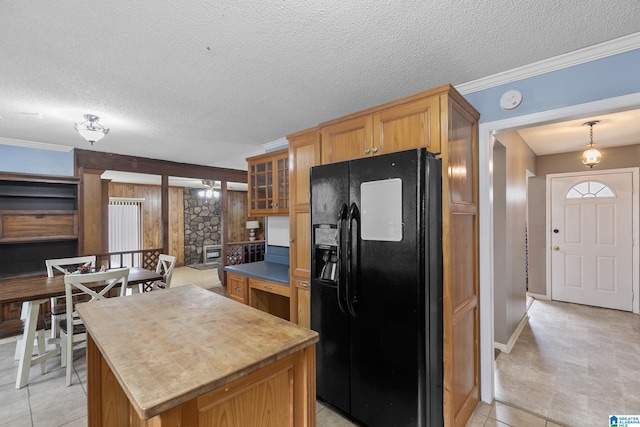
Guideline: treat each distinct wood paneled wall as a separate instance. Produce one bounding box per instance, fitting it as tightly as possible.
[107,184,254,265]
[168,187,185,266]
[108,183,185,266]
[227,191,264,242]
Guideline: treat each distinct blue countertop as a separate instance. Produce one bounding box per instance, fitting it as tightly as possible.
[224,261,289,285]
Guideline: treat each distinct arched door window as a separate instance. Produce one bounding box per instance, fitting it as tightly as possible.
[565,180,615,199]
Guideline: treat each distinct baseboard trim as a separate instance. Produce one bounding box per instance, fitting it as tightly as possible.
[527,292,548,301]
[494,313,529,354]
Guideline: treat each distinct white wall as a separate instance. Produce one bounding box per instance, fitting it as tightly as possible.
[492,130,536,345]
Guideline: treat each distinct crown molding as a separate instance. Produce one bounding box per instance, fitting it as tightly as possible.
[456,32,640,95]
[0,137,74,152]
[263,137,288,152]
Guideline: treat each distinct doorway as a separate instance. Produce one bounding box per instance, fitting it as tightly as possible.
[548,170,635,311]
[478,92,640,402]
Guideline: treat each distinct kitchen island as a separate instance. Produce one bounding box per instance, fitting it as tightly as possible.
[76,284,318,426]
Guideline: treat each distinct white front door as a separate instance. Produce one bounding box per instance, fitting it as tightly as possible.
[550,171,633,311]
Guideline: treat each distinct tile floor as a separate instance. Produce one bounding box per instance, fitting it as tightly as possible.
[1,275,637,426]
[0,341,562,427]
[494,298,640,427]
[169,265,221,289]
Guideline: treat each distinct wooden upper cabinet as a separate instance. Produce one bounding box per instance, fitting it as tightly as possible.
[247,148,289,216]
[287,128,320,326]
[373,96,440,155]
[321,115,372,164]
[321,94,441,165]
[289,130,321,208]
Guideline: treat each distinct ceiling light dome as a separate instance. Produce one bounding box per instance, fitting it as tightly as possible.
[74,114,109,145]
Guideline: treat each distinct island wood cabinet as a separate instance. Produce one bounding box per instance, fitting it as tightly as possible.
[286,128,320,326]
[321,95,439,164]
[247,148,289,216]
[78,285,318,427]
[286,84,480,427]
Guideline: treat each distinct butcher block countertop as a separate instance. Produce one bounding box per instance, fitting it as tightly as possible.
[76,284,319,420]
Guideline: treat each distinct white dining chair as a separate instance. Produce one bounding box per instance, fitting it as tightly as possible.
[152,254,177,290]
[60,268,129,386]
[45,256,97,340]
[13,256,97,363]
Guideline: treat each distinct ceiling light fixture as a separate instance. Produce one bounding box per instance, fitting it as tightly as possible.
[74,114,109,145]
[199,180,220,198]
[581,121,602,168]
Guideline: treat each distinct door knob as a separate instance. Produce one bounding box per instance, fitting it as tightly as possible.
[553,246,560,251]
[372,147,378,153]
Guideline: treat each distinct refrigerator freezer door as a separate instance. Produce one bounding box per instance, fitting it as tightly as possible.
[311,281,351,412]
[310,160,351,413]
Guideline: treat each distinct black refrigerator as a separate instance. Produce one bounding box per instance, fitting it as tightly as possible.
[310,148,443,427]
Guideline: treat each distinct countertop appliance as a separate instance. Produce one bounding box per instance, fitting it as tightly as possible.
[310,148,443,427]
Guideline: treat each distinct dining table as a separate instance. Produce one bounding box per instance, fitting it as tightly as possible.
[0,266,163,388]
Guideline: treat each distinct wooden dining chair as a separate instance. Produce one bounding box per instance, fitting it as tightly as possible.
[152,254,177,290]
[60,268,129,386]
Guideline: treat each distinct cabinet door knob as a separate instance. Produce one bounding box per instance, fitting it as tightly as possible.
[364,148,371,154]
[300,282,310,288]
[372,147,378,153]
[234,287,242,291]
[553,246,560,251]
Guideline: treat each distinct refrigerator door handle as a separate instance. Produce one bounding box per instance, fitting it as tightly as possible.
[346,202,359,317]
[336,203,349,315]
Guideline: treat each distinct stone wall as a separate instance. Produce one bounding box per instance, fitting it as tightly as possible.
[183,188,221,265]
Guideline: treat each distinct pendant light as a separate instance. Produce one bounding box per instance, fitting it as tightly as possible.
[581,121,601,168]
[74,114,109,145]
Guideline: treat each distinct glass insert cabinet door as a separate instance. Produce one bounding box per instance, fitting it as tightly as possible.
[249,160,273,211]
[276,155,289,210]
[247,148,289,215]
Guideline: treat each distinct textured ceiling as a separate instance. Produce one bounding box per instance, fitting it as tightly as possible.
[1,1,639,171]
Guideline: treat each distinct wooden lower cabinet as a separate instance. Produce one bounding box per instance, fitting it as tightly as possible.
[249,278,290,321]
[227,272,248,304]
[87,334,317,427]
[294,279,311,329]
